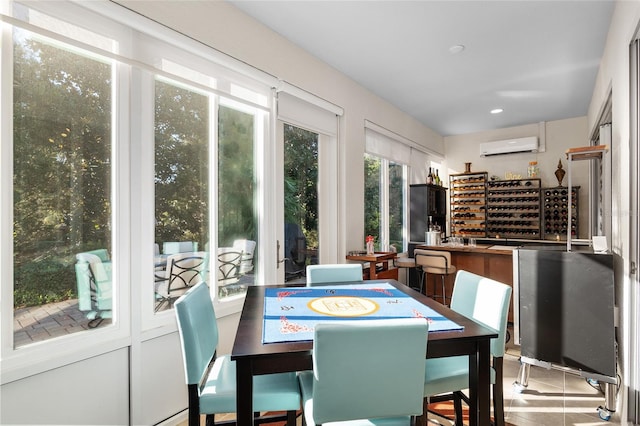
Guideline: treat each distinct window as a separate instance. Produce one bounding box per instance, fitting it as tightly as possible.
[217,101,261,297]
[364,126,414,252]
[153,78,209,312]
[364,154,407,252]
[12,26,115,346]
[283,123,319,281]
[4,1,275,357]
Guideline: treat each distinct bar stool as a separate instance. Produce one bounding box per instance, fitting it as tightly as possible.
[414,249,456,305]
[394,254,418,290]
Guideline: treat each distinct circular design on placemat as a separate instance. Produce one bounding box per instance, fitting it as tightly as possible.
[307,296,379,317]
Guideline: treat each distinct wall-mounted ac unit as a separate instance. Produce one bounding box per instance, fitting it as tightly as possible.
[479,136,538,157]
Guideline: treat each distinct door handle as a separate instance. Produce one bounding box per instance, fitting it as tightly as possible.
[276,240,288,269]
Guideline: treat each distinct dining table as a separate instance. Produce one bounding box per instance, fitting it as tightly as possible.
[231,279,497,426]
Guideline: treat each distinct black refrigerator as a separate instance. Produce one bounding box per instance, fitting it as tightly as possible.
[409,184,447,241]
[408,184,447,289]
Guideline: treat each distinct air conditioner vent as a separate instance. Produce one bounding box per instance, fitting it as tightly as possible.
[480,137,538,156]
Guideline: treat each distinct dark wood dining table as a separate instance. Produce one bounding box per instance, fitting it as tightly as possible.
[231,280,497,426]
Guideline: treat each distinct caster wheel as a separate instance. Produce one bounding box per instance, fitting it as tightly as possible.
[597,406,612,421]
[513,381,527,394]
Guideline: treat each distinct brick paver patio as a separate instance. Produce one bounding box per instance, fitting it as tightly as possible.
[13,299,109,347]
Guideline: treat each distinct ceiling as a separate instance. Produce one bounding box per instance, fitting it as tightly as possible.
[228,0,615,136]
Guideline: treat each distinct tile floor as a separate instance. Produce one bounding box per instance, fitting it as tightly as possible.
[425,349,615,426]
[181,347,616,426]
[494,348,615,426]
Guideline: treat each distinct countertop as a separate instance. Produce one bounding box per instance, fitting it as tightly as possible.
[414,243,516,256]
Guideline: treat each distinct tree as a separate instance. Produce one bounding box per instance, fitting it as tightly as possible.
[13,34,112,306]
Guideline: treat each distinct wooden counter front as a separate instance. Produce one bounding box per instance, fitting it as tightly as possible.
[414,244,515,322]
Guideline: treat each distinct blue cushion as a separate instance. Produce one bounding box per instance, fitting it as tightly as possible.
[200,355,300,413]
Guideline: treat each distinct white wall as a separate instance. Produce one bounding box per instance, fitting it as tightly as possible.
[444,117,590,238]
[0,349,129,425]
[587,1,640,422]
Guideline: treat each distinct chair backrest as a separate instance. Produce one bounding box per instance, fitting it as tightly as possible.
[163,241,198,255]
[450,270,512,357]
[217,249,243,282]
[312,318,428,423]
[75,249,112,312]
[306,264,363,286]
[174,282,218,385]
[414,249,452,271]
[232,239,256,274]
[165,251,208,295]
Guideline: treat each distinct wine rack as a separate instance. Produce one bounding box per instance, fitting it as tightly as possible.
[542,186,579,240]
[449,172,487,237]
[486,178,541,239]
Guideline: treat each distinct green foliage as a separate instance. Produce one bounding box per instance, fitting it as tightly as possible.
[218,106,256,246]
[154,80,209,248]
[364,155,381,248]
[13,33,112,306]
[284,124,318,247]
[11,32,323,308]
[14,252,76,308]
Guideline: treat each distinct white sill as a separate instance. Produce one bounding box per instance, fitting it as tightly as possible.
[214,292,246,318]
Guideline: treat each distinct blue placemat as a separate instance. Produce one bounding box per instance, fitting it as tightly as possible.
[262,283,463,344]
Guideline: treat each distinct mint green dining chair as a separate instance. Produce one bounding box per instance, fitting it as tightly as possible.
[174,282,300,426]
[305,264,363,285]
[298,318,429,425]
[423,270,511,426]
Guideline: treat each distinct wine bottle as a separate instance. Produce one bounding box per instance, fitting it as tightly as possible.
[427,167,433,185]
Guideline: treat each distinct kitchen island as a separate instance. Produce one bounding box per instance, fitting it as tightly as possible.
[412,243,516,321]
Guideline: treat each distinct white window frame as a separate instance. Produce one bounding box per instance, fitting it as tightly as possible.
[0,1,134,381]
[0,0,277,381]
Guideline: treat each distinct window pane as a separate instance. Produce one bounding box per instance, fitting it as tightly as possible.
[283,124,319,282]
[13,29,113,346]
[217,104,256,298]
[154,79,209,312]
[388,162,405,252]
[364,154,382,250]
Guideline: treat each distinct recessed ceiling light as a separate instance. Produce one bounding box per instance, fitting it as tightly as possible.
[490,108,504,114]
[448,44,465,54]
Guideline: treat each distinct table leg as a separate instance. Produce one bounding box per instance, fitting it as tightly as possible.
[236,359,254,426]
[468,339,491,426]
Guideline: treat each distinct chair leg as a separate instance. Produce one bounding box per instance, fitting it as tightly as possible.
[205,414,215,426]
[493,357,505,426]
[187,385,201,426]
[418,268,426,295]
[440,274,447,305]
[453,392,464,426]
[286,410,297,426]
[416,397,428,426]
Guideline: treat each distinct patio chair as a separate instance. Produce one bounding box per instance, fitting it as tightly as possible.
[75,249,112,328]
[162,241,198,255]
[155,251,207,311]
[232,239,256,275]
[217,248,243,288]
